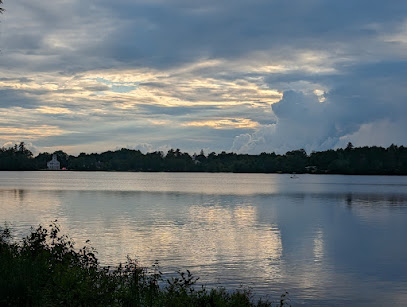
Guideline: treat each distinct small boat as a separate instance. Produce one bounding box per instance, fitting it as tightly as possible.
[290,173,298,179]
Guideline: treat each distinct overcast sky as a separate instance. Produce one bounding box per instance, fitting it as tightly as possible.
[1,0,406,155]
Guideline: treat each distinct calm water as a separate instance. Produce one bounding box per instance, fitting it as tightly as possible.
[1,171,407,305]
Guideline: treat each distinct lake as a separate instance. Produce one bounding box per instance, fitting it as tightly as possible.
[1,171,407,305]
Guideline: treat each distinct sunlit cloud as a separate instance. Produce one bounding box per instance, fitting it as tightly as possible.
[36,107,75,114]
[183,118,260,130]
[0,125,65,139]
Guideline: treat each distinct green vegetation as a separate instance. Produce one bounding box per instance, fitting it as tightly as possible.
[1,142,407,174]
[0,222,288,306]
[0,142,35,170]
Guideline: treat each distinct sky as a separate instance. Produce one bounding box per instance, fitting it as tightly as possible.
[1,0,407,155]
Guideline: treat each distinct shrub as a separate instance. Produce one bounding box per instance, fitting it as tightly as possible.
[0,222,289,306]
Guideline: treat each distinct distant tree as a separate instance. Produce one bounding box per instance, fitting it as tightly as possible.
[345,142,354,151]
[195,149,207,163]
[0,142,35,170]
[53,150,70,168]
[284,149,308,172]
[34,152,52,169]
[18,142,33,158]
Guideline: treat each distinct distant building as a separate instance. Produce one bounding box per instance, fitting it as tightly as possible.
[47,154,60,170]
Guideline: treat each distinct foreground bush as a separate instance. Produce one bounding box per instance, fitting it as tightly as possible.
[0,222,289,306]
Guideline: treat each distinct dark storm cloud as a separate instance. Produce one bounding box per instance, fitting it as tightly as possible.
[0,89,41,109]
[83,85,110,92]
[266,61,407,87]
[0,77,33,83]
[98,0,407,66]
[3,0,406,71]
[136,104,220,116]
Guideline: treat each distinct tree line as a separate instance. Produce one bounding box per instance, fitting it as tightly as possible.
[1,142,407,174]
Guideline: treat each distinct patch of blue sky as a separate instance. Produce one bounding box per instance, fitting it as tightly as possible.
[111,85,137,93]
[95,78,137,93]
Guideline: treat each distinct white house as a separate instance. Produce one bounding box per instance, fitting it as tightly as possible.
[47,154,60,170]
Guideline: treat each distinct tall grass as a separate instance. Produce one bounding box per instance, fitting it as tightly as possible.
[0,222,290,306]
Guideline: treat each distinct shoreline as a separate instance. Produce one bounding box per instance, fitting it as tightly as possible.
[1,169,407,176]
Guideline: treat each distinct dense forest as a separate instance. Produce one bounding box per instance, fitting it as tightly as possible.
[1,142,407,174]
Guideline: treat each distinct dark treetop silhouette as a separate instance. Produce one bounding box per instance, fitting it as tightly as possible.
[1,142,407,174]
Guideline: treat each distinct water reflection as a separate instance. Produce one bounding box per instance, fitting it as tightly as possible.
[1,172,407,305]
[313,229,324,263]
[13,189,26,202]
[1,189,63,237]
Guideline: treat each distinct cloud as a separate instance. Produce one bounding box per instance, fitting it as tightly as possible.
[232,90,342,154]
[3,0,406,72]
[0,89,41,108]
[1,0,407,154]
[337,119,407,148]
[231,59,407,154]
[183,118,260,130]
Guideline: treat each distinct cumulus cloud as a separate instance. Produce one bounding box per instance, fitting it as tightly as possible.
[231,59,407,154]
[231,91,340,154]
